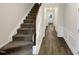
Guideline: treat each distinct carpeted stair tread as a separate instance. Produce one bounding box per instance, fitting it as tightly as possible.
[1,41,33,51]
[17,28,34,34]
[26,16,36,19]
[24,20,34,23]
[21,23,34,28]
[29,13,37,15]
[13,34,32,41]
[7,49,32,55]
[18,27,34,31]
[27,13,37,17]
[5,47,32,55]
[13,34,32,38]
[22,23,34,25]
[30,10,37,13]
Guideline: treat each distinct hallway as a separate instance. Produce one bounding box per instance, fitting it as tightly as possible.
[39,24,73,55]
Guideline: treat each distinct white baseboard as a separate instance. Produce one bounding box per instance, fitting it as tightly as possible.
[63,37,78,55]
[0,40,12,49]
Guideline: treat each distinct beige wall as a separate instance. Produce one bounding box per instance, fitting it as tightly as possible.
[63,4,77,33]
[0,3,33,48]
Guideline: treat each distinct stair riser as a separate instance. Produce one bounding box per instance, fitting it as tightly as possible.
[27,17,35,19]
[27,14,36,17]
[32,6,39,9]
[21,25,34,28]
[28,13,37,16]
[26,19,34,21]
[29,13,37,15]
[30,11,37,13]
[31,7,38,11]
[17,30,33,34]
[24,20,34,23]
[13,36,32,41]
[31,8,39,10]
[23,22,34,25]
[21,24,34,28]
[28,15,35,17]
[26,16,36,19]
[30,9,38,12]
[28,14,36,16]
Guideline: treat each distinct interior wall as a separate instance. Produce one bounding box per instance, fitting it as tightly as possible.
[63,3,79,54]
[57,4,64,37]
[0,3,34,48]
[63,4,77,33]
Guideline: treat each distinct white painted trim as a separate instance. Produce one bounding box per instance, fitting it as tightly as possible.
[56,25,78,55]
[0,39,12,49]
[63,37,78,55]
[63,27,79,55]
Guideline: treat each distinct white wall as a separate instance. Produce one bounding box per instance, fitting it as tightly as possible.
[0,3,34,48]
[63,3,79,55]
[56,4,64,37]
[63,4,77,33]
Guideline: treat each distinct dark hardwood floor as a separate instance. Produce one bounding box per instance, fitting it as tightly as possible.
[39,23,73,55]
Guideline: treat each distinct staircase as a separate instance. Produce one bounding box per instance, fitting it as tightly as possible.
[0,3,41,55]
